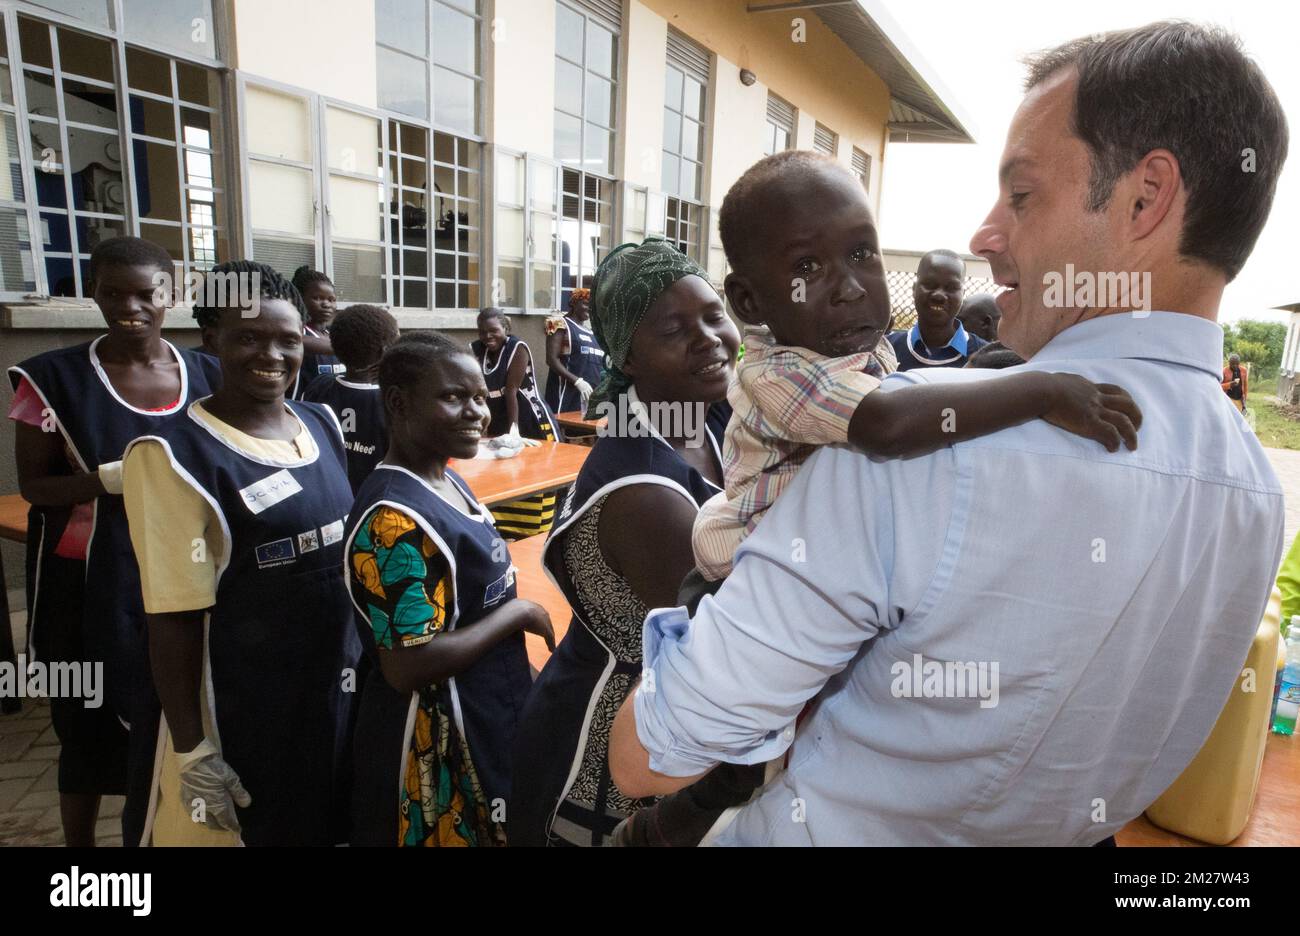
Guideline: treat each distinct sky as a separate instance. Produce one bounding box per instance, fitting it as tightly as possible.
[877,0,1299,326]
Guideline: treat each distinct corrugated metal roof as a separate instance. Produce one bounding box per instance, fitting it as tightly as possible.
[747,0,975,144]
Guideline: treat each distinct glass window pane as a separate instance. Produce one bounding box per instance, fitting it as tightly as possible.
[431,4,477,75]
[0,66,13,107]
[0,115,22,202]
[39,209,72,253]
[249,162,314,234]
[23,71,58,114]
[435,280,456,308]
[661,153,678,197]
[530,161,555,212]
[434,251,454,279]
[18,18,53,70]
[554,58,581,115]
[399,123,428,160]
[555,3,584,62]
[326,107,380,175]
[126,47,172,96]
[432,66,475,135]
[682,163,699,202]
[377,46,428,120]
[56,28,114,82]
[130,95,174,139]
[66,126,123,212]
[376,0,426,57]
[586,21,615,78]
[401,278,428,308]
[246,85,311,163]
[403,248,427,277]
[495,151,522,204]
[176,61,218,107]
[493,262,521,308]
[585,73,612,126]
[252,234,313,278]
[529,263,554,309]
[332,244,384,301]
[646,191,666,235]
[132,139,182,221]
[680,118,700,162]
[662,110,680,154]
[76,214,125,254]
[584,124,610,176]
[554,111,580,166]
[530,211,556,261]
[0,207,37,292]
[27,1,110,30]
[34,147,66,208]
[460,282,478,309]
[328,175,383,241]
[684,78,704,120]
[664,66,682,112]
[121,0,216,58]
[495,205,523,257]
[180,108,213,149]
[184,149,215,190]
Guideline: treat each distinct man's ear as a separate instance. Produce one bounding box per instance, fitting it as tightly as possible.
[1128,148,1180,240]
[383,385,406,422]
[724,271,764,327]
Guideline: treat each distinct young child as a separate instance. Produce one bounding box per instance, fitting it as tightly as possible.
[888,249,988,370]
[301,303,400,493]
[692,150,1142,585]
[544,287,606,414]
[291,266,344,398]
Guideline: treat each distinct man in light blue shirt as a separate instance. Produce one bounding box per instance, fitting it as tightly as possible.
[609,21,1289,845]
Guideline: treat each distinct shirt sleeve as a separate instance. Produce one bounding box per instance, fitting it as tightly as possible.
[122,440,222,614]
[6,376,45,427]
[635,437,947,776]
[1278,531,1300,626]
[348,505,453,650]
[743,351,881,446]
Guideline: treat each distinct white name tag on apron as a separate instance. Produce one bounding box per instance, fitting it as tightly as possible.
[240,469,303,515]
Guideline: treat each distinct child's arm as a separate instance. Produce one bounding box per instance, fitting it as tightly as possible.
[848,372,1142,457]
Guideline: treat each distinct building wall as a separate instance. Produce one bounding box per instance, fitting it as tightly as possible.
[229,0,378,108]
[490,0,556,155]
[620,0,668,190]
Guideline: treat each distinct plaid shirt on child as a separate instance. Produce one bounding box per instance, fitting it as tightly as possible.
[692,325,897,580]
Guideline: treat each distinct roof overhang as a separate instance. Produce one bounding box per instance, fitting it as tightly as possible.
[747,0,977,144]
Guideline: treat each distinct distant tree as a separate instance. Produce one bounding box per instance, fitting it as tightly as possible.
[1222,320,1285,372]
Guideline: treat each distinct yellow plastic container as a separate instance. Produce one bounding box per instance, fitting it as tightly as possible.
[1145,587,1283,844]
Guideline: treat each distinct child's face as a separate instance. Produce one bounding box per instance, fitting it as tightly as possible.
[726,168,890,358]
[94,263,169,343]
[303,281,337,328]
[913,256,964,333]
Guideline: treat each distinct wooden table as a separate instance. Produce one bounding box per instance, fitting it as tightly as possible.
[554,410,606,446]
[509,533,571,671]
[0,494,27,713]
[450,440,589,505]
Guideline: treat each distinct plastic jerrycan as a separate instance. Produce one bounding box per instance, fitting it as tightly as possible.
[1144,586,1283,845]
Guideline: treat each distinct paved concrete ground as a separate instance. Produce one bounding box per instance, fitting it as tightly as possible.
[1,443,1296,847]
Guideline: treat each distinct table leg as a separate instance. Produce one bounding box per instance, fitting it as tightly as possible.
[0,548,21,714]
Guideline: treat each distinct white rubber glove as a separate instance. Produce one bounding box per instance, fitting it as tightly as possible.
[97,460,124,495]
[573,378,594,401]
[508,424,543,447]
[175,738,251,833]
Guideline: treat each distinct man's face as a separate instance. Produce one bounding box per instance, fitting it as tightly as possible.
[970,70,1119,359]
[957,296,1001,342]
[912,255,965,334]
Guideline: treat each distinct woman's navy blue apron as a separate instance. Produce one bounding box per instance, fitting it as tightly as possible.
[8,339,221,719]
[508,397,730,846]
[472,336,562,442]
[544,317,606,415]
[301,374,388,494]
[125,400,360,846]
[294,325,344,400]
[346,464,534,846]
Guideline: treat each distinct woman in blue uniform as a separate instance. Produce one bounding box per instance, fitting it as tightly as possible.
[345,332,553,846]
[291,266,344,398]
[544,288,606,415]
[7,236,220,847]
[301,303,400,493]
[120,260,360,846]
[472,308,564,538]
[509,236,742,846]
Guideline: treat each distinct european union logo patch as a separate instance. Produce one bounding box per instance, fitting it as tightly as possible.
[255,537,296,569]
[482,567,515,608]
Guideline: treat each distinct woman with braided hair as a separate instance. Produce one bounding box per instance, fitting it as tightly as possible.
[120,260,360,845]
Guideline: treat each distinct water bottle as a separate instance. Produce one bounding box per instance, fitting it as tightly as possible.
[1272,620,1300,736]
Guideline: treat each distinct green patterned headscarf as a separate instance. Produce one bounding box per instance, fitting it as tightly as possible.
[585,235,711,416]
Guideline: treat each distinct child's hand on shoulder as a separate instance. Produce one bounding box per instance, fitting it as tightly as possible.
[1041,374,1143,453]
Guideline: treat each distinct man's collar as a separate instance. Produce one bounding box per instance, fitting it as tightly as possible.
[908,321,970,356]
[1030,312,1224,379]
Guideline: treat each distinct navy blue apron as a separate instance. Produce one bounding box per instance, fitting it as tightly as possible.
[301,374,388,494]
[544,316,606,415]
[472,336,562,441]
[125,400,360,846]
[346,464,533,845]
[294,324,344,399]
[8,338,221,719]
[509,397,730,846]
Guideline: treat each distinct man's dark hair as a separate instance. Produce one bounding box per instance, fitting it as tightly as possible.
[328,303,400,372]
[192,260,307,328]
[379,331,474,395]
[719,150,854,275]
[1024,21,1288,281]
[919,248,965,274]
[88,236,175,285]
[477,307,509,330]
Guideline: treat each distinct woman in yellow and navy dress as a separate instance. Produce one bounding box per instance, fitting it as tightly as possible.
[472,307,563,538]
[346,332,554,846]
